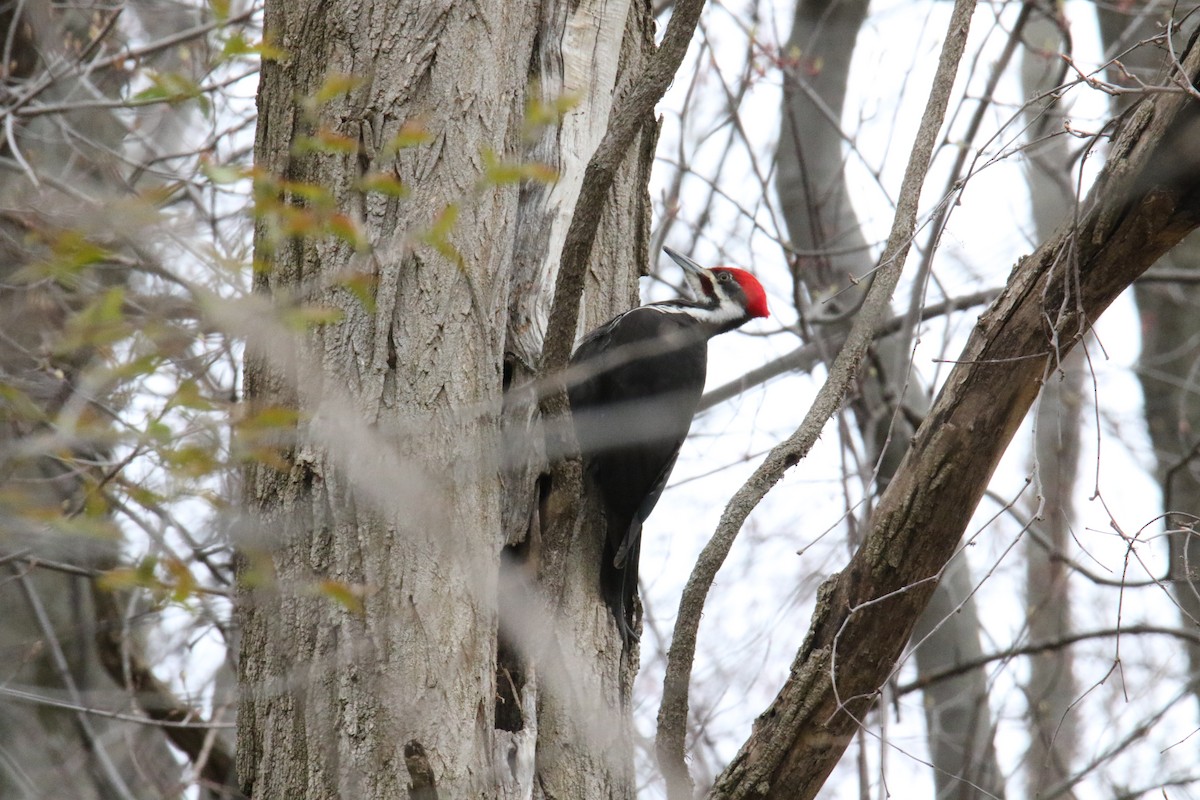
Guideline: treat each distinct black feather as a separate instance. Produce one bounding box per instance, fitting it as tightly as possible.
[567,306,708,645]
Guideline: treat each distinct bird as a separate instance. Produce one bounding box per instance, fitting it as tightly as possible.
[566,246,769,646]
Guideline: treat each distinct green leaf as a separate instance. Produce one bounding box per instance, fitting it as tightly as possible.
[162,444,219,478]
[97,567,141,592]
[133,71,211,116]
[135,555,159,585]
[169,380,215,411]
[0,382,46,423]
[421,204,462,264]
[279,180,334,206]
[15,230,111,285]
[318,579,365,614]
[280,304,344,329]
[306,73,365,110]
[126,484,164,509]
[237,405,302,431]
[381,119,434,155]
[481,149,558,186]
[58,286,131,353]
[524,90,580,136]
[292,127,359,156]
[164,558,197,602]
[327,213,367,250]
[338,270,378,314]
[219,32,288,62]
[357,172,408,197]
[201,160,247,184]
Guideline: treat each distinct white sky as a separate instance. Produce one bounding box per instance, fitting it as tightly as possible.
[636,1,1195,797]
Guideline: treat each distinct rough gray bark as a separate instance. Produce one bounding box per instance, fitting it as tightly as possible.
[774,1,1003,796]
[710,25,1200,800]
[238,0,656,797]
[1019,7,1081,792]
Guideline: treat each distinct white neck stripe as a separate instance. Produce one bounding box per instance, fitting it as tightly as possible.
[646,302,745,326]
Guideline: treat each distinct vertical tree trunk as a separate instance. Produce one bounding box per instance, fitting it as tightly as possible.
[1098,2,1200,720]
[238,1,655,797]
[1019,7,1080,792]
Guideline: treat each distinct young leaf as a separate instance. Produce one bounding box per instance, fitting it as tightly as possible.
[318,579,366,614]
[357,172,408,197]
[382,119,434,155]
[304,73,365,113]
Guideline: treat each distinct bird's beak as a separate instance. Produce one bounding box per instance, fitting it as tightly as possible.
[663,246,713,299]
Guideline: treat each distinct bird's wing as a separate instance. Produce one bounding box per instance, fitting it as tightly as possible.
[564,308,635,408]
[612,447,679,568]
[568,306,706,646]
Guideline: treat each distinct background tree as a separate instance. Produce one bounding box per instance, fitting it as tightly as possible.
[0,2,250,797]
[4,1,1200,799]
[775,0,1003,794]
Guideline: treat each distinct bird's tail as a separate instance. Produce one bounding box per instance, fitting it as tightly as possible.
[601,524,642,649]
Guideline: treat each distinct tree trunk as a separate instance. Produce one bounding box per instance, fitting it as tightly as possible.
[1019,7,1080,793]
[1098,1,1200,721]
[238,0,655,797]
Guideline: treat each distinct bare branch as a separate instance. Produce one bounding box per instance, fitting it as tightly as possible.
[896,625,1200,695]
[92,586,240,795]
[656,1,979,796]
[11,566,138,800]
[0,685,235,730]
[708,28,1200,800]
[697,288,1001,412]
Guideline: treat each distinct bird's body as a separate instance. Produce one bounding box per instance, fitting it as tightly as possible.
[567,248,769,645]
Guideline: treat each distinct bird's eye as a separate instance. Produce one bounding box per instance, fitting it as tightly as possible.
[718,272,731,282]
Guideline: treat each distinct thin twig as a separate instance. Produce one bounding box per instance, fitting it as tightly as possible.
[12,565,138,800]
[656,1,979,796]
[92,586,240,794]
[697,287,1001,411]
[894,625,1200,695]
[898,1,1033,367]
[0,684,236,730]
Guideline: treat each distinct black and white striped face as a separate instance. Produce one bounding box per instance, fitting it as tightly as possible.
[663,247,770,326]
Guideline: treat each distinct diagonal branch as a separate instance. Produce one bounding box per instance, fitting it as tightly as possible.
[708,26,1200,800]
[655,0,979,796]
[11,566,138,800]
[92,584,240,795]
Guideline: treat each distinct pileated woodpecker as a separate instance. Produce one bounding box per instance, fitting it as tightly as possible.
[567,247,770,644]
